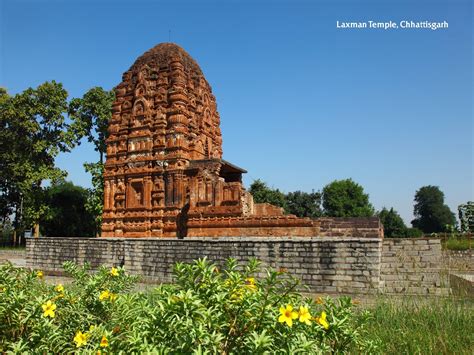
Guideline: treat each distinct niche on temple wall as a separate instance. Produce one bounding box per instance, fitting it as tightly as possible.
[128,180,144,208]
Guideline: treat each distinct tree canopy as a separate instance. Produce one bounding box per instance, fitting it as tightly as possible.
[248,180,322,218]
[69,87,114,235]
[249,179,287,210]
[411,185,456,233]
[69,87,115,163]
[285,190,322,218]
[0,82,74,234]
[321,179,374,217]
[458,202,474,233]
[377,207,407,237]
[41,181,95,237]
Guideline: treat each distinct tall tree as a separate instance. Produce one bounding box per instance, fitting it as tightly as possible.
[84,162,105,236]
[69,87,115,163]
[411,185,456,233]
[322,179,374,217]
[377,207,407,237]
[458,202,474,233]
[0,82,74,237]
[249,179,287,210]
[41,181,95,237]
[285,190,322,218]
[69,87,114,235]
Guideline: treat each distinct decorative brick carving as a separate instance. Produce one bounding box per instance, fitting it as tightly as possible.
[102,43,319,238]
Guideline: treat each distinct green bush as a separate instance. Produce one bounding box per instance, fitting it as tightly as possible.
[405,227,423,238]
[443,237,472,250]
[0,258,379,353]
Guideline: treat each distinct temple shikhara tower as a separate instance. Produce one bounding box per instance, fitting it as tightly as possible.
[102,43,319,238]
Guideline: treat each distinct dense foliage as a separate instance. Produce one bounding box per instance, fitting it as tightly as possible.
[458,201,474,233]
[40,181,95,237]
[249,179,287,210]
[322,179,374,217]
[249,180,322,218]
[69,87,115,164]
[0,84,114,239]
[377,207,407,237]
[69,87,114,236]
[411,186,456,233]
[0,259,378,353]
[0,82,74,234]
[285,191,322,218]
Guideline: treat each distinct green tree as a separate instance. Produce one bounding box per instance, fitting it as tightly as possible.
[0,82,74,237]
[249,179,286,209]
[458,202,474,233]
[377,207,407,237]
[411,185,456,233]
[84,162,104,236]
[40,181,95,237]
[69,87,115,163]
[69,87,114,235]
[285,190,322,218]
[322,179,374,217]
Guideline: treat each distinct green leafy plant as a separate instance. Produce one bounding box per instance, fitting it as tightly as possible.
[0,258,378,353]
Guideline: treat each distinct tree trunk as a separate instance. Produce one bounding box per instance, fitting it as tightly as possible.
[34,223,40,238]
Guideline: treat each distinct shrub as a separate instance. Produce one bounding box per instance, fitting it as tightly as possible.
[0,259,379,353]
[405,227,423,238]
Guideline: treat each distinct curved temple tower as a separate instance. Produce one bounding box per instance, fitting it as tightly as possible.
[102,43,319,238]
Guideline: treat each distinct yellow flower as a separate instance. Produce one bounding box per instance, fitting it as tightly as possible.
[42,300,56,318]
[73,330,88,347]
[231,288,244,302]
[315,311,329,330]
[298,305,312,325]
[109,293,118,301]
[278,304,298,327]
[99,290,110,301]
[36,271,44,279]
[55,284,64,293]
[245,277,257,291]
[315,297,324,305]
[110,267,119,277]
[100,335,109,348]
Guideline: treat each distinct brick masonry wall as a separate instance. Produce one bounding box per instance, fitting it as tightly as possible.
[27,237,382,294]
[318,217,383,238]
[380,239,448,295]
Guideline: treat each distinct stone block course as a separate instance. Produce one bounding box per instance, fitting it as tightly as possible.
[27,237,449,295]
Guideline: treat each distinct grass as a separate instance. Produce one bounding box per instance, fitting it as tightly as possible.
[442,237,472,251]
[0,246,25,250]
[358,296,474,354]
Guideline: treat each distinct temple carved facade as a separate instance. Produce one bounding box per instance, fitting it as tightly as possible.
[101,43,319,238]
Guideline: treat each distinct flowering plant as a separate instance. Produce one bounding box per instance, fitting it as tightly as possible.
[0,258,378,353]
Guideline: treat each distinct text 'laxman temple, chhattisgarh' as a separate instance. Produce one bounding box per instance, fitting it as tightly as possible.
[336,20,448,30]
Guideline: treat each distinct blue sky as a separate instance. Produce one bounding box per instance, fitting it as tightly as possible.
[1,0,472,225]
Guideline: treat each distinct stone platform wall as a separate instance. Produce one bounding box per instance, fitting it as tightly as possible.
[27,237,382,294]
[380,239,448,295]
[27,237,449,295]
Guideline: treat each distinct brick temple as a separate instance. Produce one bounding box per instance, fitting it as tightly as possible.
[101,43,320,238]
